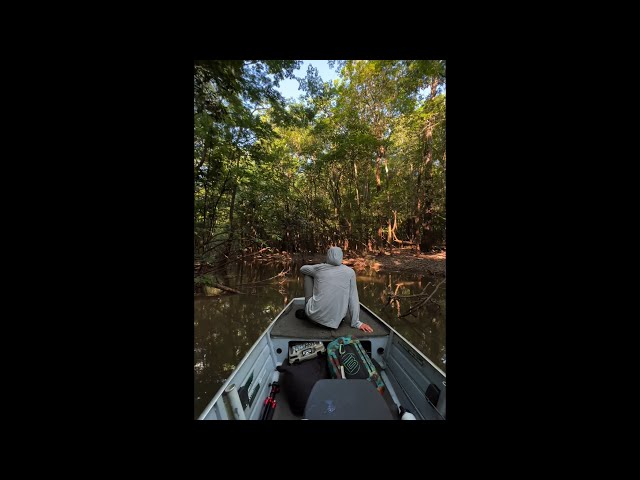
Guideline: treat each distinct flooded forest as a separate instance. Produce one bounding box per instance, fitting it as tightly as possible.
[194,60,446,418]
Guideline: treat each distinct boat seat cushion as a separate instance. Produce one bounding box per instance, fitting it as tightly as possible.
[276,354,330,416]
[304,379,394,420]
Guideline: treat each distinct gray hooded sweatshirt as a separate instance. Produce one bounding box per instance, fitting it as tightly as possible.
[300,247,362,329]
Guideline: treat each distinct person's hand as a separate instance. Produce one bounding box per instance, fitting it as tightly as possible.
[359,323,373,333]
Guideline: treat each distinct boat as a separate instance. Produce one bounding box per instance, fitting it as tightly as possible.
[197,297,446,420]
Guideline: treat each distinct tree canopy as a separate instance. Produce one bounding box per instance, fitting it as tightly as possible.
[194,60,446,263]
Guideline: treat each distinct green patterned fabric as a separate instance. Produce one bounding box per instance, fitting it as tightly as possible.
[326,336,385,394]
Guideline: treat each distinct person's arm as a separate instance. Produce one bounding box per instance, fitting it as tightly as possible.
[349,270,373,332]
[300,263,321,277]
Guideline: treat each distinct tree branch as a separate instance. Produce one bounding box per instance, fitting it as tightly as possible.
[387,282,432,299]
[398,278,445,318]
[210,282,244,294]
[234,267,290,287]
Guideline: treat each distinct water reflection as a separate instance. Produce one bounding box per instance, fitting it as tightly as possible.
[194,258,445,418]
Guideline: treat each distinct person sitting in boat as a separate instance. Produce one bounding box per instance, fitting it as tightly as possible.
[296,246,374,333]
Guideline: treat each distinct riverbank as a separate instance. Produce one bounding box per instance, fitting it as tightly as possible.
[260,246,446,276]
[345,248,445,276]
[195,246,445,294]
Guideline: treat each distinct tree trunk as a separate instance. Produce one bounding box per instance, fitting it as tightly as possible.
[431,76,439,99]
[413,113,436,251]
[375,145,385,191]
[201,182,208,255]
[226,183,237,257]
[353,161,360,206]
[225,153,240,258]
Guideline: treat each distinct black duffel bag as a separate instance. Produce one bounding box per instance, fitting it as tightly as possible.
[276,354,330,416]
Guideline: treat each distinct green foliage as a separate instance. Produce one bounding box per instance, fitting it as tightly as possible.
[195,60,446,259]
[194,275,215,287]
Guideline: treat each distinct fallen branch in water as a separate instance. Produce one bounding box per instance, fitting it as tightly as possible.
[233,267,290,287]
[398,278,446,318]
[211,282,244,294]
[383,282,431,309]
[197,247,273,277]
[199,267,290,296]
[236,247,272,260]
[386,282,432,300]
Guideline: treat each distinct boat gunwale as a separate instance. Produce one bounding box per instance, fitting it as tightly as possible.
[197,297,297,420]
[358,301,446,378]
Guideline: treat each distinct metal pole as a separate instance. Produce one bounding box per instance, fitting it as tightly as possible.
[224,384,246,420]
